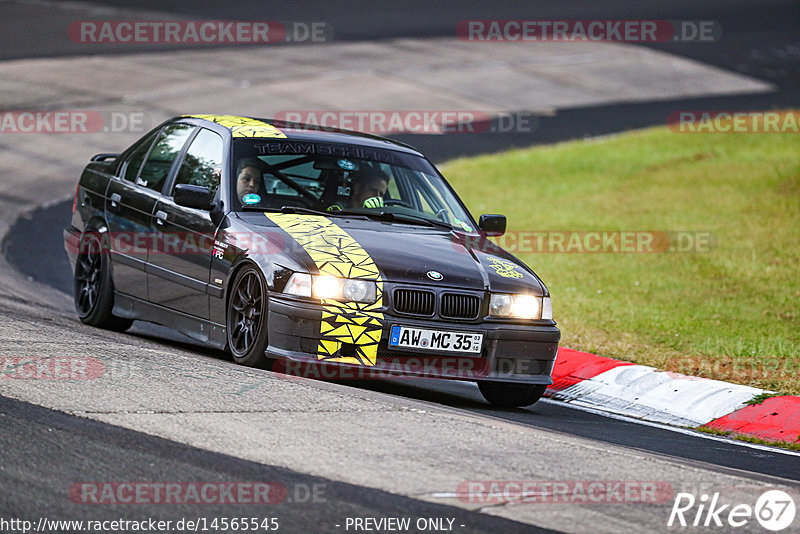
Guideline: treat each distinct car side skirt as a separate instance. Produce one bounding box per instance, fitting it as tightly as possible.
[113,292,227,349]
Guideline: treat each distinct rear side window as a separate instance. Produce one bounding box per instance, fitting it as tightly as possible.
[122,130,158,182]
[172,128,224,196]
[137,123,194,192]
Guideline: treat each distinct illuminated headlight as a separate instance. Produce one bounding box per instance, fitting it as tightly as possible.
[283,274,377,304]
[312,275,341,300]
[490,293,550,320]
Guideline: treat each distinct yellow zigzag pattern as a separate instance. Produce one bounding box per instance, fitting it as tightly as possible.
[266,213,384,366]
[187,115,287,138]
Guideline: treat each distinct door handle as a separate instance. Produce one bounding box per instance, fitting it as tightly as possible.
[155,210,168,225]
[110,193,121,208]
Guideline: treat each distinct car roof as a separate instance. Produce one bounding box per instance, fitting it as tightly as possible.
[181,114,423,156]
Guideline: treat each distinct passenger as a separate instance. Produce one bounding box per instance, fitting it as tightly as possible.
[235,159,265,204]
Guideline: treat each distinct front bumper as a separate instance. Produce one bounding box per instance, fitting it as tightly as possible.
[267,294,560,384]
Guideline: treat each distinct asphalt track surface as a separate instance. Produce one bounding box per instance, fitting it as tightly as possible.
[2,0,800,531]
[0,394,554,534]
[5,200,800,484]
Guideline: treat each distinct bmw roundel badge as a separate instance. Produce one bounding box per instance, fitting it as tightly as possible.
[426,270,443,281]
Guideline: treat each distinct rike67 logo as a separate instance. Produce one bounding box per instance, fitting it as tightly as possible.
[668,490,796,531]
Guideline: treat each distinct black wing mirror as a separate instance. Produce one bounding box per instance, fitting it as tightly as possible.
[479,214,506,237]
[174,184,214,211]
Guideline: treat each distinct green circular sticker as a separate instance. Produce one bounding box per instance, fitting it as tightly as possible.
[338,159,356,171]
[242,193,261,205]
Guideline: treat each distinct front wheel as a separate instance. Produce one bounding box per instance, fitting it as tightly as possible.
[478,382,546,408]
[73,231,132,332]
[227,265,271,368]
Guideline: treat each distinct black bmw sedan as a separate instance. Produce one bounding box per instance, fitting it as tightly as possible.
[64,115,559,407]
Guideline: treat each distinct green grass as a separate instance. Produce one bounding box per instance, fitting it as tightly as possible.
[746,392,782,405]
[441,121,800,394]
[696,426,800,450]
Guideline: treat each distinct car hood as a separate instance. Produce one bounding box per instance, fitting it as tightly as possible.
[236,212,546,295]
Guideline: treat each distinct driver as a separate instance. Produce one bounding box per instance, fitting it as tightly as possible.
[329,166,389,211]
[235,159,265,204]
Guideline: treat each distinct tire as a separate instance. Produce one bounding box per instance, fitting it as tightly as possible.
[478,382,546,408]
[227,265,271,368]
[73,231,133,332]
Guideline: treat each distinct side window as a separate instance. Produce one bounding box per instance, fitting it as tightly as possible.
[122,130,158,182]
[172,128,224,196]
[387,177,400,199]
[137,124,194,192]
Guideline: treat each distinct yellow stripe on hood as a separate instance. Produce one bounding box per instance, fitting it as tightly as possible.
[266,213,383,366]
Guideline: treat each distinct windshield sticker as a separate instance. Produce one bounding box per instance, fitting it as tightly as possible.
[453,218,473,232]
[255,142,400,164]
[242,193,261,204]
[488,257,523,279]
[338,159,356,171]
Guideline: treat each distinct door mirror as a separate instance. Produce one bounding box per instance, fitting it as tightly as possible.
[174,184,214,210]
[479,214,506,237]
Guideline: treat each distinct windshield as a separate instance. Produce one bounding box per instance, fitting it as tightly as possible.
[231,139,476,232]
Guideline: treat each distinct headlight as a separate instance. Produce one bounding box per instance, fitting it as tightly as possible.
[312,275,341,300]
[343,279,372,302]
[490,293,550,320]
[284,273,377,304]
[284,273,312,297]
[489,294,514,316]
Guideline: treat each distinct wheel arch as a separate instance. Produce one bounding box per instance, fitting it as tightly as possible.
[79,216,114,274]
[224,259,265,306]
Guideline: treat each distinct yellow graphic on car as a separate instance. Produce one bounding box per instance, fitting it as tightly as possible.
[187,115,287,138]
[488,257,523,278]
[265,213,383,366]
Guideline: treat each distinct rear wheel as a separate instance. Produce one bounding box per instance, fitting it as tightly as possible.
[73,231,132,332]
[227,265,271,368]
[478,382,546,408]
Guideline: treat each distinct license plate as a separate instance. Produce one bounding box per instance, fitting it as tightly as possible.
[389,325,483,353]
